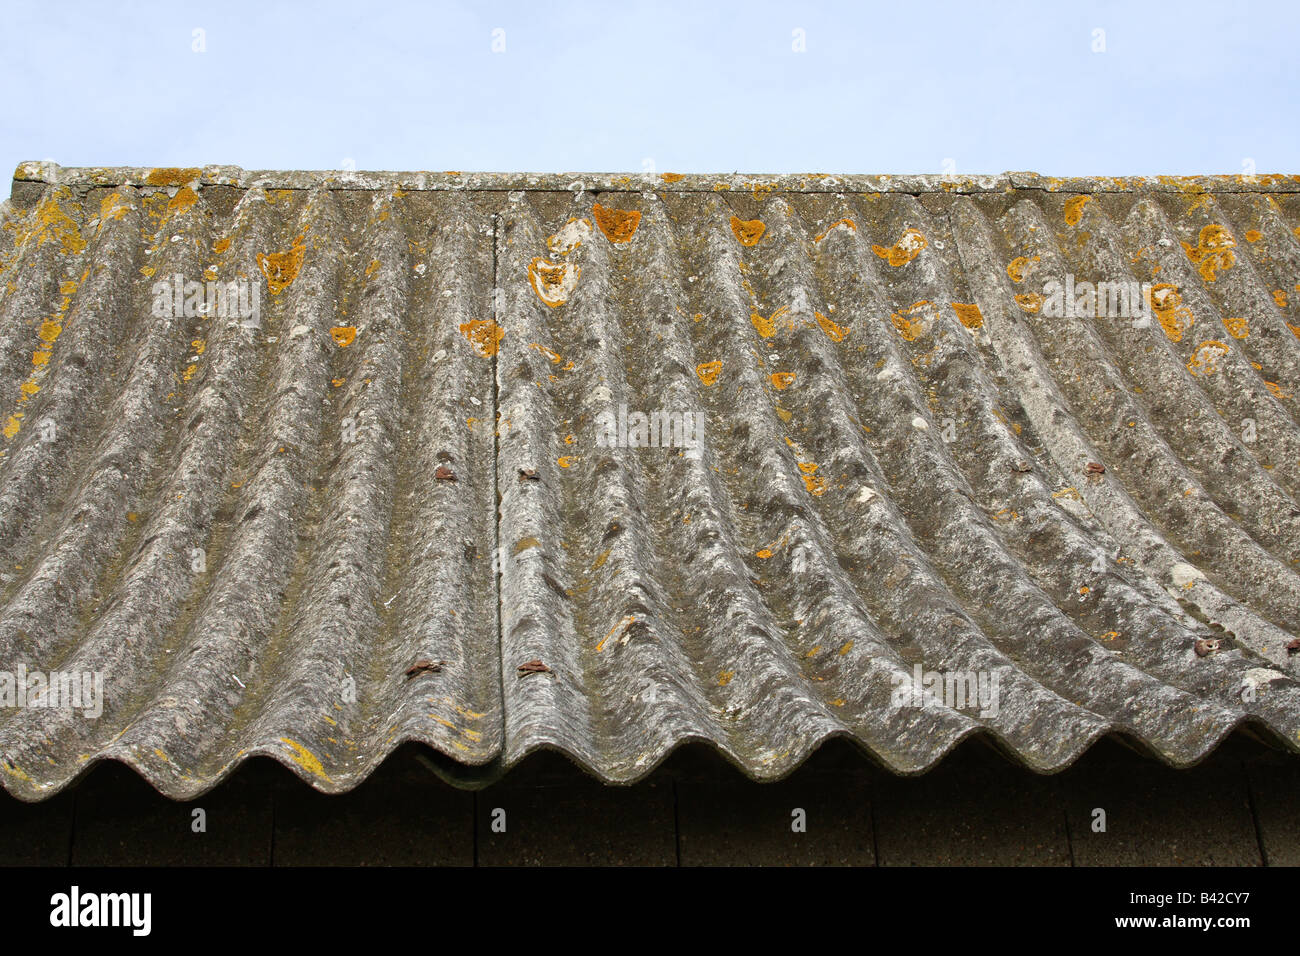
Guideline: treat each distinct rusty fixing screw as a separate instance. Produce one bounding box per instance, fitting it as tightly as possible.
[1084,462,1106,478]
[1194,638,1221,658]
[1286,638,1300,655]
[517,659,552,676]
[405,659,446,678]
[1011,460,1032,473]
[518,468,539,481]
[435,465,456,482]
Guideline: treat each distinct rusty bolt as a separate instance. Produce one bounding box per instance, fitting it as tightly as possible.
[1084,462,1106,478]
[435,465,456,482]
[1194,638,1221,658]
[405,659,445,678]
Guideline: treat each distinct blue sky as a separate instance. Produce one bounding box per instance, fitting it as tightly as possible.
[3,0,1297,181]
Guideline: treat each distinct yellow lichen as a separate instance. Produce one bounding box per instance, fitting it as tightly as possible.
[871,228,927,267]
[1148,284,1194,342]
[1014,292,1044,314]
[145,168,201,186]
[751,306,790,339]
[952,302,984,330]
[527,257,580,307]
[458,319,504,358]
[257,229,308,295]
[813,218,856,243]
[890,300,934,341]
[1064,195,1091,226]
[696,360,722,385]
[1186,340,1230,376]
[1274,289,1289,308]
[730,216,766,246]
[592,203,641,243]
[1181,224,1236,282]
[1006,255,1040,284]
[770,372,796,390]
[815,311,849,342]
[330,326,357,348]
[1222,316,1250,339]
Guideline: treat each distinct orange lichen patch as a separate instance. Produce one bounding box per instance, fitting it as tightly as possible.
[1014,293,1043,314]
[17,189,86,255]
[695,360,722,385]
[755,548,774,559]
[528,342,564,364]
[838,640,854,656]
[751,306,790,339]
[1274,289,1289,308]
[591,203,641,243]
[546,217,592,255]
[952,302,984,330]
[718,670,735,686]
[212,237,231,254]
[660,172,685,183]
[32,349,50,367]
[1288,322,1300,340]
[139,266,156,278]
[202,266,218,281]
[257,229,308,295]
[190,338,205,355]
[458,319,504,358]
[330,326,357,348]
[145,168,200,186]
[331,378,345,388]
[1222,316,1250,339]
[1244,229,1262,243]
[890,300,935,341]
[1148,284,1194,342]
[37,320,62,344]
[797,461,826,496]
[1063,195,1091,226]
[1006,255,1040,284]
[99,192,132,223]
[730,216,765,246]
[365,259,381,278]
[1186,340,1230,376]
[815,311,849,342]
[871,228,927,267]
[557,455,579,468]
[527,257,580,307]
[1265,380,1292,400]
[748,181,779,200]
[770,372,796,390]
[182,363,198,383]
[813,218,856,243]
[3,414,22,440]
[165,185,199,219]
[1181,224,1236,282]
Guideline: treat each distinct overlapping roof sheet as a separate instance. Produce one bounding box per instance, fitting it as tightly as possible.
[2,164,1299,801]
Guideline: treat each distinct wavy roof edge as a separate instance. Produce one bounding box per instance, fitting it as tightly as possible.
[12,163,1300,197]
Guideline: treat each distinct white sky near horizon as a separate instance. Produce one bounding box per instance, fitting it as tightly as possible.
[2,0,1297,184]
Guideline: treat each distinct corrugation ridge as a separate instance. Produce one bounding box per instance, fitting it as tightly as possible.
[949,196,1300,676]
[100,186,350,786]
[0,181,235,788]
[366,190,502,766]
[0,187,142,573]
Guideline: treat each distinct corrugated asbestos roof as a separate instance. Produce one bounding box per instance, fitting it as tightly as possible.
[2,163,1299,801]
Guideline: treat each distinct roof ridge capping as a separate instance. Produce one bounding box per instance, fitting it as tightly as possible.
[12,162,1300,196]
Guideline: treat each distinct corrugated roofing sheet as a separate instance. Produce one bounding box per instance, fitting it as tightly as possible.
[1,164,1299,801]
